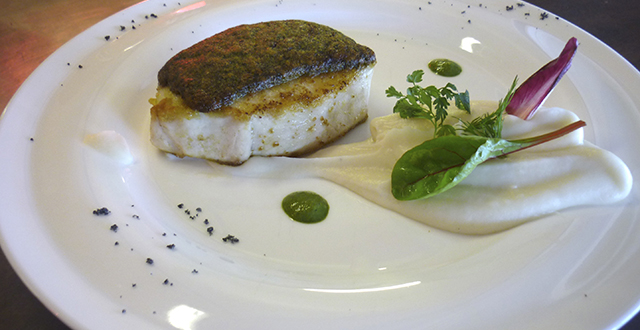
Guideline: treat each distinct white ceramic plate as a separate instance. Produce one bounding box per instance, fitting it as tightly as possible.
[2,0,640,329]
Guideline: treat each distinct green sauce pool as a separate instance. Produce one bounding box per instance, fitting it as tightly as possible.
[428,58,462,77]
[282,191,329,224]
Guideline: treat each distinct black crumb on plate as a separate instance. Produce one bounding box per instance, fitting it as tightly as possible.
[93,207,111,216]
[222,235,239,244]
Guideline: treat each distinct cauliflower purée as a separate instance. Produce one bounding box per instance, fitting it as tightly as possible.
[209,101,632,234]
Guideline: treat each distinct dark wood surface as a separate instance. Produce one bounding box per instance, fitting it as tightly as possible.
[0,0,638,329]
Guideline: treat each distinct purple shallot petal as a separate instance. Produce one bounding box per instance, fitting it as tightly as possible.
[506,37,579,120]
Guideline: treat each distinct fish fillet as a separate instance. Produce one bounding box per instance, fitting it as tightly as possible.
[149,20,376,165]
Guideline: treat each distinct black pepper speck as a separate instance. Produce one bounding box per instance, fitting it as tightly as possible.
[146,258,154,265]
[93,207,111,216]
[105,35,111,41]
[222,235,239,243]
[110,224,118,232]
[206,227,214,236]
[166,244,175,249]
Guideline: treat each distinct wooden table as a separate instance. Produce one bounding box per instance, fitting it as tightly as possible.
[1,0,638,328]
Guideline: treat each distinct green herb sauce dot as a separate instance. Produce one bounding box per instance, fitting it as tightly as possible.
[282,191,329,224]
[428,59,462,77]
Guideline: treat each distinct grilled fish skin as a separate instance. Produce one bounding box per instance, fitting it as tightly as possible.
[150,20,376,164]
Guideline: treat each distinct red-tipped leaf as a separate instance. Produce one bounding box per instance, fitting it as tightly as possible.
[506,37,579,120]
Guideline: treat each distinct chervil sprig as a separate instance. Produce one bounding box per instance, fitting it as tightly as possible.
[385,70,470,138]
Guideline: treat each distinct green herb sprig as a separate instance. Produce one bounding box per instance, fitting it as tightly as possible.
[459,77,518,139]
[385,70,470,138]
[386,71,585,201]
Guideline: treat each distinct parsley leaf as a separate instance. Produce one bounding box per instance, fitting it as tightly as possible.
[385,70,470,138]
